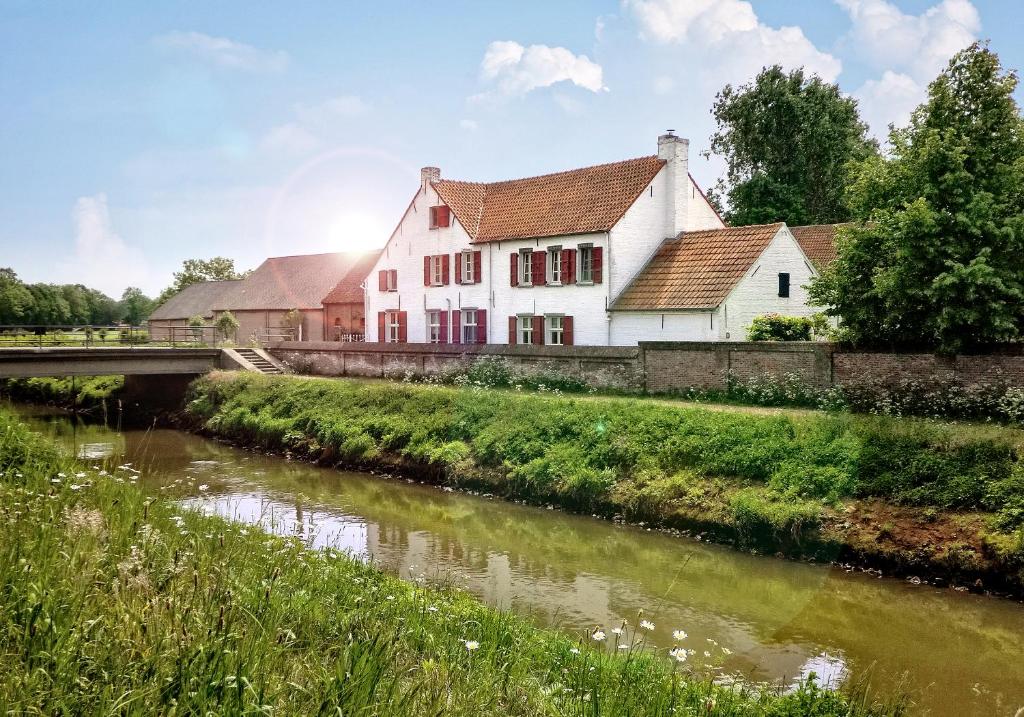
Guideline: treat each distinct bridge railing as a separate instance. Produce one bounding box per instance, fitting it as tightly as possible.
[0,325,229,348]
[0,325,150,348]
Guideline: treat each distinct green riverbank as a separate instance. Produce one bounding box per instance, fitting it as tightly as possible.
[183,372,1024,596]
[0,376,124,411]
[0,408,897,715]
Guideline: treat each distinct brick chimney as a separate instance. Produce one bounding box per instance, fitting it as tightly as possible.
[657,131,689,237]
[421,166,440,191]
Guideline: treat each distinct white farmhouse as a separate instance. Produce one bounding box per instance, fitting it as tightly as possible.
[365,133,837,345]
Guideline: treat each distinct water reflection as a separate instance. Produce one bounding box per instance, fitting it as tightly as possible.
[12,404,1024,717]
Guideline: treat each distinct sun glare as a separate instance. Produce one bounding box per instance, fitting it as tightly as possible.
[328,211,387,252]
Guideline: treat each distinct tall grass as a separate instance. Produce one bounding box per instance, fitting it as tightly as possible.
[0,409,900,715]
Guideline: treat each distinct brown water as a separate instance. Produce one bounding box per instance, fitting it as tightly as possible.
[13,404,1024,716]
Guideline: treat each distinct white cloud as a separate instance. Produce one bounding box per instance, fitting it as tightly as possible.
[853,71,922,137]
[294,95,370,124]
[259,123,323,156]
[459,119,479,131]
[61,194,152,297]
[838,0,979,79]
[838,0,980,138]
[154,31,289,73]
[623,0,841,82]
[652,75,674,95]
[478,40,607,97]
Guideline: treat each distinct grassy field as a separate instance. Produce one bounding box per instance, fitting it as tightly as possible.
[184,372,1024,593]
[0,407,903,715]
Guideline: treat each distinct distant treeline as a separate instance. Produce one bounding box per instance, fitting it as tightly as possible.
[0,267,154,326]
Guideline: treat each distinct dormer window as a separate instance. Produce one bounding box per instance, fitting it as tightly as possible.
[429,205,450,229]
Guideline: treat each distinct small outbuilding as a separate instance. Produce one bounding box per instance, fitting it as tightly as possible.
[147,280,240,342]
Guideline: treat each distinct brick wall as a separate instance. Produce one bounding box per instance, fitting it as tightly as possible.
[268,341,643,390]
[270,340,1024,394]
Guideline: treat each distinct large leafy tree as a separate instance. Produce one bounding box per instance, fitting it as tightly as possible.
[156,257,248,306]
[118,287,155,325]
[0,268,34,325]
[709,65,877,226]
[810,43,1024,353]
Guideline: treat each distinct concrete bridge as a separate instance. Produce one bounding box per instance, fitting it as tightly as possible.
[0,347,284,408]
[0,347,225,379]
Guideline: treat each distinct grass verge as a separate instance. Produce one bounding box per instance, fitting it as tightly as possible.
[184,372,1024,595]
[0,407,900,715]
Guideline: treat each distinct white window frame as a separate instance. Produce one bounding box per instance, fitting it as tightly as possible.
[462,309,478,344]
[578,245,594,284]
[430,255,444,286]
[385,311,401,343]
[546,315,564,346]
[547,246,562,285]
[385,269,397,292]
[519,249,533,286]
[462,251,474,284]
[426,310,442,344]
[518,315,534,345]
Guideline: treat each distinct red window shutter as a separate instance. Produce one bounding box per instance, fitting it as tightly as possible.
[429,206,438,229]
[439,310,449,344]
[390,269,397,291]
[510,253,519,287]
[378,270,386,292]
[508,316,517,344]
[532,250,547,286]
[437,206,450,227]
[473,251,482,284]
[454,252,462,284]
[398,311,408,343]
[442,254,450,285]
[451,310,461,344]
[593,247,603,284]
[423,256,431,286]
[562,249,575,285]
[532,315,544,345]
[377,312,386,343]
[476,310,487,344]
[563,316,574,346]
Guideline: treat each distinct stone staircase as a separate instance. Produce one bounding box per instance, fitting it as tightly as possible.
[234,348,284,374]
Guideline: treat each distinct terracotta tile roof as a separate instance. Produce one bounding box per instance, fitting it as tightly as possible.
[790,224,843,268]
[432,156,665,243]
[321,249,383,304]
[149,280,241,321]
[611,223,784,311]
[213,252,372,311]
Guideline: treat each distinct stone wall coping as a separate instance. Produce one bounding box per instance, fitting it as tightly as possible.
[269,341,638,359]
[639,341,834,353]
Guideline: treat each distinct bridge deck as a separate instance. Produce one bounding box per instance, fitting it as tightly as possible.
[0,347,223,378]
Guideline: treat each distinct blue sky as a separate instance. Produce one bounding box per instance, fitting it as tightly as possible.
[1,0,1021,296]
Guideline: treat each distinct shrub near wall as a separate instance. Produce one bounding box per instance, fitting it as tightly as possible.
[186,373,1024,563]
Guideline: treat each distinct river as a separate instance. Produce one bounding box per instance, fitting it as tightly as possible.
[11,403,1024,716]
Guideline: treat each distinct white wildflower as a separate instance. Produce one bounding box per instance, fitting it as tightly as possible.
[591,630,606,642]
[672,630,687,641]
[464,640,480,651]
[639,620,655,631]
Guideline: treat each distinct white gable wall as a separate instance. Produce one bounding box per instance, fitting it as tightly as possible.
[687,176,726,231]
[718,227,819,340]
[366,183,489,343]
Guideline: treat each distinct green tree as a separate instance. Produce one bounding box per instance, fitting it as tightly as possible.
[119,287,155,325]
[710,65,877,226]
[156,257,248,306]
[215,311,240,341]
[810,43,1024,353]
[25,284,71,325]
[0,268,34,325]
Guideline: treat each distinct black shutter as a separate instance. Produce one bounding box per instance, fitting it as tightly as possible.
[778,272,790,298]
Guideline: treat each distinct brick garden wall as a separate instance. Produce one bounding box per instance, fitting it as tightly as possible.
[268,340,1024,394]
[268,341,643,390]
